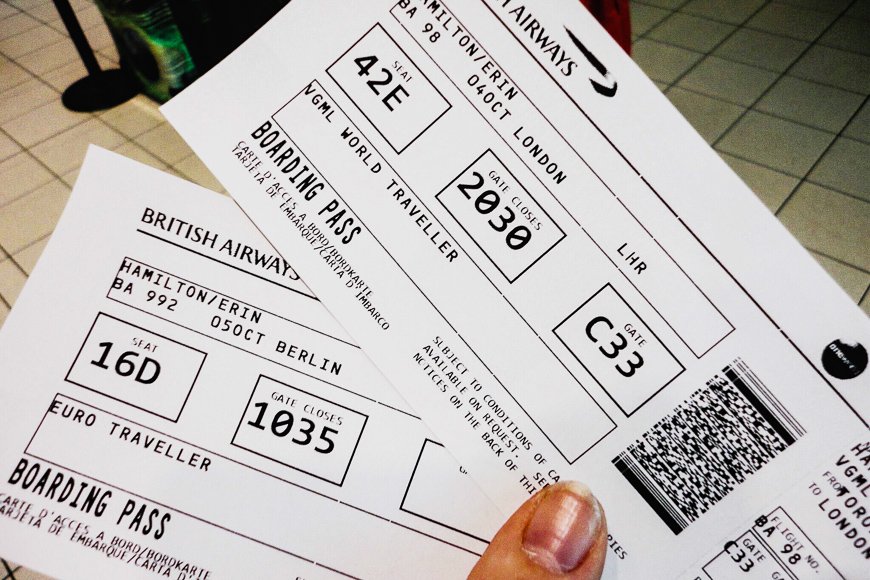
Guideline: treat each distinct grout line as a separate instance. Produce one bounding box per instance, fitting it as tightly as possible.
[0,287,11,310]
[713,148,870,208]
[6,254,29,278]
[668,83,864,137]
[859,284,870,306]
[11,232,51,258]
[774,92,870,215]
[0,25,70,61]
[663,0,773,91]
[809,248,870,276]
[0,130,76,210]
[674,48,864,95]
[0,239,28,279]
[633,0,868,24]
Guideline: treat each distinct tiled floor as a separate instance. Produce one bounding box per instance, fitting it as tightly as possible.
[633,0,870,309]
[0,0,867,577]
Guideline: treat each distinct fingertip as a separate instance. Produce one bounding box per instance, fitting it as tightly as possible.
[470,481,608,580]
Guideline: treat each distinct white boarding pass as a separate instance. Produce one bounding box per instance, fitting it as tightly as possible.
[0,148,502,579]
[162,1,870,577]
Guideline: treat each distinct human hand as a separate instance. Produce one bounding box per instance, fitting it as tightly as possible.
[469,481,607,579]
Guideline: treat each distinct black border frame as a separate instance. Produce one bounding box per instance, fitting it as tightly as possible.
[435,148,566,283]
[230,374,369,486]
[399,438,491,544]
[65,312,206,423]
[326,22,452,154]
[553,283,684,416]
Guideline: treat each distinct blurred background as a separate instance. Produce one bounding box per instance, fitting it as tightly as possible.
[0,0,867,577]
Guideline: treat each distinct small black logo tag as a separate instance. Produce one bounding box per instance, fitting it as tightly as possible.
[822,339,867,380]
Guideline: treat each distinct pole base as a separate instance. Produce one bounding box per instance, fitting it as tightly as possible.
[61,68,139,112]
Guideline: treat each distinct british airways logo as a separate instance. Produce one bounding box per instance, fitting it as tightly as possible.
[565,26,618,97]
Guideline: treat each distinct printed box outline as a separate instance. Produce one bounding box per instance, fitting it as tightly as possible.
[701,506,845,579]
[230,374,369,486]
[326,22,452,155]
[435,148,566,284]
[553,283,684,416]
[64,312,206,423]
[399,438,490,544]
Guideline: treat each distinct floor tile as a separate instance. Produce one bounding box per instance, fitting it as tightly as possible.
[99,95,163,138]
[790,45,870,94]
[0,259,27,306]
[777,183,870,270]
[0,77,57,124]
[746,2,837,41]
[718,152,800,212]
[807,137,870,202]
[136,122,193,165]
[713,28,808,72]
[818,16,870,56]
[755,76,864,133]
[0,151,52,206]
[0,57,32,92]
[677,56,778,106]
[35,58,83,92]
[17,37,78,76]
[631,38,703,84]
[717,110,835,175]
[112,141,169,171]
[9,566,53,580]
[83,19,115,51]
[62,167,79,187]
[0,12,41,41]
[0,23,64,59]
[666,86,745,142]
[0,300,9,327]
[175,154,223,192]
[635,0,689,8]
[26,1,62,24]
[98,43,119,65]
[0,179,69,254]
[846,0,870,20]
[776,0,852,13]
[861,292,870,316]
[0,131,21,162]
[30,118,125,174]
[631,2,671,37]
[648,13,735,52]
[843,99,870,143]
[2,97,89,148]
[7,0,53,8]
[680,0,766,24]
[14,235,49,275]
[0,4,20,19]
[76,4,106,31]
[810,251,870,302]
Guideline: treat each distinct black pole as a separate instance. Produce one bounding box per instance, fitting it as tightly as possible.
[52,0,100,75]
[51,0,139,112]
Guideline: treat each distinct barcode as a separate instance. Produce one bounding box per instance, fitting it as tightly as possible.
[613,359,804,534]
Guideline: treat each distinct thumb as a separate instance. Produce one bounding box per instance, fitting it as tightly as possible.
[469,481,607,579]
